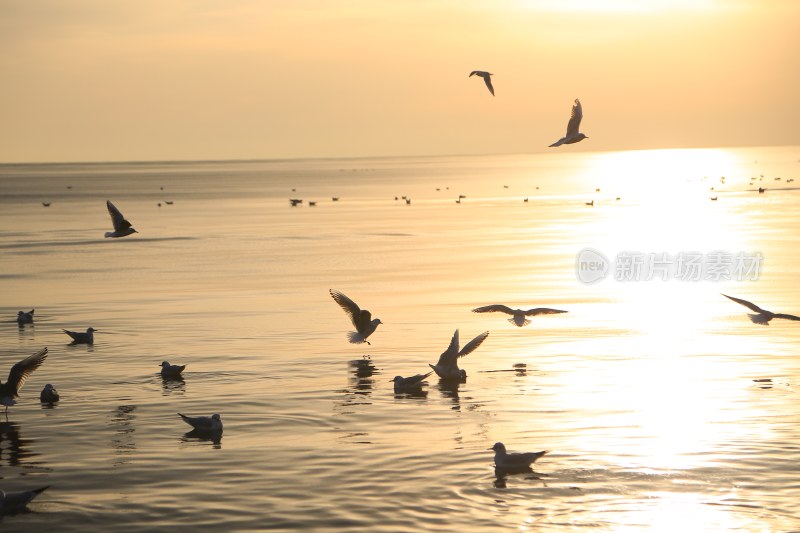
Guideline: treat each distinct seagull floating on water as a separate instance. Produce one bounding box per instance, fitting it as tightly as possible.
[105,200,137,238]
[429,329,489,380]
[391,372,432,394]
[722,294,800,325]
[469,71,494,96]
[0,485,50,515]
[549,99,588,147]
[63,327,95,344]
[472,304,568,327]
[160,361,186,378]
[490,442,548,470]
[16,309,34,326]
[178,413,223,433]
[40,383,59,404]
[1,347,48,417]
[330,289,382,345]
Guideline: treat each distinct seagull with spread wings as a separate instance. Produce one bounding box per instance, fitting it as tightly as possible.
[0,347,48,417]
[549,98,588,147]
[429,329,489,380]
[722,294,800,325]
[472,304,568,327]
[330,289,382,345]
[105,200,138,238]
[469,71,495,96]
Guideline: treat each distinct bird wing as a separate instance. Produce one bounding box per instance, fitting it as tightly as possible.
[473,304,515,315]
[774,313,800,321]
[435,329,461,366]
[458,331,489,358]
[484,76,495,96]
[405,372,433,386]
[355,309,373,331]
[722,294,766,314]
[565,99,583,137]
[5,347,47,395]
[524,308,568,316]
[330,289,362,329]
[107,200,133,232]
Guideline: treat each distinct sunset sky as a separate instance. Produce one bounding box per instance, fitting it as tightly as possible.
[1,0,798,163]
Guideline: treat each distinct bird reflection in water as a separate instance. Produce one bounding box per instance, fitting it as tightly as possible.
[161,374,186,395]
[436,379,462,411]
[181,428,222,449]
[0,421,35,467]
[108,405,136,466]
[493,466,546,489]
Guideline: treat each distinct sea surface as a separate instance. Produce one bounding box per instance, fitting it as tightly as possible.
[1,146,799,532]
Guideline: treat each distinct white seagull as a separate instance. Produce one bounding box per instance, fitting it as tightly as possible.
[105,200,138,238]
[490,442,548,470]
[472,304,568,327]
[429,329,489,380]
[0,485,50,515]
[63,327,95,344]
[160,361,186,378]
[469,71,495,96]
[40,383,59,403]
[16,309,34,326]
[722,294,800,325]
[1,347,48,417]
[549,98,588,147]
[329,289,382,345]
[391,372,432,394]
[178,413,223,433]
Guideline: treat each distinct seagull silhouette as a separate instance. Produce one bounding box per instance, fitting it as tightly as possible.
[105,200,137,238]
[160,361,186,378]
[490,442,548,470]
[722,294,800,325]
[16,309,34,326]
[472,304,568,327]
[549,99,588,147]
[329,289,382,345]
[429,329,489,380]
[178,413,223,433]
[63,327,95,344]
[40,383,59,404]
[0,485,50,515]
[391,372,432,394]
[0,347,48,418]
[469,71,494,96]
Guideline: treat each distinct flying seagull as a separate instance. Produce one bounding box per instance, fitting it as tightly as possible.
[549,98,588,147]
[0,485,50,515]
[472,304,568,327]
[429,329,489,380]
[469,71,494,96]
[391,372,432,394]
[722,294,800,325]
[178,413,223,433]
[0,347,48,417]
[63,327,95,344]
[329,289,382,345]
[16,309,34,326]
[105,200,137,238]
[160,361,186,379]
[490,442,548,471]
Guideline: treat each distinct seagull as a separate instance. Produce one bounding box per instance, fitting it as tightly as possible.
[469,71,494,96]
[40,383,59,403]
[178,413,223,433]
[472,304,568,327]
[391,372,432,394]
[16,309,34,326]
[63,327,95,344]
[0,485,50,515]
[549,98,588,147]
[329,289,382,345]
[0,347,48,417]
[105,200,137,238]
[429,329,489,380]
[160,361,186,378]
[722,294,800,325]
[490,442,548,470]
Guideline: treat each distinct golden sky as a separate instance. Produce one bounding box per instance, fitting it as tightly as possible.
[1,0,798,162]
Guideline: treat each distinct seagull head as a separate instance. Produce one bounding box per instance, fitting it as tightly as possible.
[161,361,171,368]
[211,414,221,421]
[87,327,96,333]
[391,376,404,383]
[490,442,506,453]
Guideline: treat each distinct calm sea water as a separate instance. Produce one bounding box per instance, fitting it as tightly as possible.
[1,147,799,531]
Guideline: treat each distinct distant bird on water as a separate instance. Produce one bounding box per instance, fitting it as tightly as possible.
[490,442,548,471]
[63,327,95,344]
[722,294,800,325]
[1,347,48,417]
[40,383,59,404]
[178,413,223,433]
[549,98,588,147]
[105,200,137,238]
[391,372,432,394]
[16,309,34,326]
[0,485,50,515]
[469,71,494,96]
[160,361,186,378]
[330,289,382,345]
[472,304,568,327]
[429,329,489,380]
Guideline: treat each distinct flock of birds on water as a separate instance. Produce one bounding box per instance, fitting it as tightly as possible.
[3,70,797,518]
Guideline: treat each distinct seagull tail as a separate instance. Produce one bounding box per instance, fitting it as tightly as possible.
[347,331,367,344]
